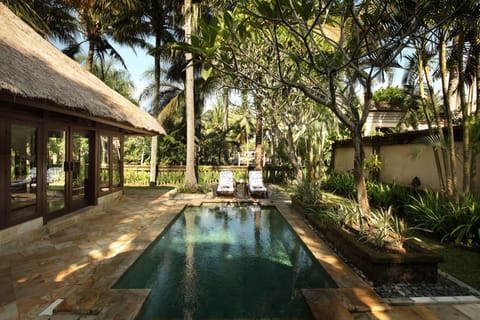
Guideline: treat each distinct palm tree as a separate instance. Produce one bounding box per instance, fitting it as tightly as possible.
[184,0,197,189]
[136,0,182,186]
[200,103,236,164]
[62,1,147,72]
[90,57,136,101]
[3,0,76,42]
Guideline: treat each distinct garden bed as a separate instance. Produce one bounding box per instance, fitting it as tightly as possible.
[291,196,339,215]
[305,211,443,283]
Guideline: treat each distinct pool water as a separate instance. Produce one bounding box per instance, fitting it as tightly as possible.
[114,204,337,319]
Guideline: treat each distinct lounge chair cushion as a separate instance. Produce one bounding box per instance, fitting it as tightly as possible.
[217,171,235,194]
[248,171,267,194]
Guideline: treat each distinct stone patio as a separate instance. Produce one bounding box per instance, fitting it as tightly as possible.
[0,187,479,319]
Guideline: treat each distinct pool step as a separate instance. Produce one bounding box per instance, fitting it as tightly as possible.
[302,287,390,320]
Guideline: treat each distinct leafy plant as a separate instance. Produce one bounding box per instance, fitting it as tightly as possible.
[362,206,408,248]
[293,179,322,206]
[176,181,210,194]
[364,153,381,180]
[406,190,445,233]
[441,194,480,245]
[366,181,411,212]
[322,173,356,198]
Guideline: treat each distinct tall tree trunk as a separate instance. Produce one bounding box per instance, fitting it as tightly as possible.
[476,47,480,120]
[223,88,229,130]
[439,37,456,198]
[473,44,480,192]
[351,124,370,217]
[254,98,263,170]
[86,37,95,72]
[420,61,445,191]
[424,66,452,194]
[184,0,197,189]
[272,117,302,181]
[149,32,162,186]
[456,30,471,193]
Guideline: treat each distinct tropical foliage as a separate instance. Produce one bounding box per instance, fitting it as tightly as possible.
[9,0,480,247]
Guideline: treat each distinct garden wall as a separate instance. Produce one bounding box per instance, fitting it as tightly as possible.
[332,127,480,193]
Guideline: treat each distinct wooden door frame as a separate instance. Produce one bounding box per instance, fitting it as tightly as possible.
[45,125,96,222]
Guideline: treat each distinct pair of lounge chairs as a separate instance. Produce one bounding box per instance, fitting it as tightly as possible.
[216,170,268,198]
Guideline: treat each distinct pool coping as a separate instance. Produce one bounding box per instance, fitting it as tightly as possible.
[54,195,374,318]
[52,192,384,318]
[48,191,472,320]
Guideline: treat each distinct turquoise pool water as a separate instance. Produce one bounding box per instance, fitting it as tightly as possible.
[114,204,337,319]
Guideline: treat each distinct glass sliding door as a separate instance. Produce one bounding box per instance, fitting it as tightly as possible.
[47,130,66,214]
[112,137,122,188]
[71,131,90,210]
[99,135,123,193]
[10,124,38,222]
[46,127,92,219]
[99,136,110,192]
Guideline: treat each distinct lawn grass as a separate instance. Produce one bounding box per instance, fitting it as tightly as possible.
[408,231,480,291]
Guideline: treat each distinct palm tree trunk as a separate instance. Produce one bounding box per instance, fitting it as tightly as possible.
[184,0,197,189]
[87,38,95,72]
[420,58,446,192]
[456,30,471,193]
[439,37,456,198]
[149,32,162,186]
[426,65,451,194]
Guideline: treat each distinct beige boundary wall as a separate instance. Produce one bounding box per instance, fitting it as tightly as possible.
[332,129,480,193]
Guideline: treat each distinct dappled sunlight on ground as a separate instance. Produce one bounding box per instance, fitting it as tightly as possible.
[1,186,479,319]
[88,234,136,261]
[55,263,89,282]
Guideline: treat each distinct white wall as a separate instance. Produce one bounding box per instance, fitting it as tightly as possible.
[334,141,480,193]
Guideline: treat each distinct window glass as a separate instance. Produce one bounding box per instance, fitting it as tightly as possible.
[112,137,121,187]
[10,124,37,221]
[47,130,66,213]
[99,136,110,192]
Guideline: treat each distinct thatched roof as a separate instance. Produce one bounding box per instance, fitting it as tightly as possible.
[0,4,164,135]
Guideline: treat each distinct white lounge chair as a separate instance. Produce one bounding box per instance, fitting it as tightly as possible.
[248,170,267,198]
[216,171,236,196]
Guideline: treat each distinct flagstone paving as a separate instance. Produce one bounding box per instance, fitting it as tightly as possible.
[0,186,478,319]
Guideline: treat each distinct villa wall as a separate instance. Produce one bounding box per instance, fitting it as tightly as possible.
[333,132,480,193]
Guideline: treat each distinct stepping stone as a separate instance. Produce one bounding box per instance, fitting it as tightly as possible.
[302,287,391,319]
[303,289,353,320]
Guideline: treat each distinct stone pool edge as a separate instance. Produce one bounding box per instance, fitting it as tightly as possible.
[51,194,383,319]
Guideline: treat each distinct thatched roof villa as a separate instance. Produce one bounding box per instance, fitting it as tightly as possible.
[0,3,164,237]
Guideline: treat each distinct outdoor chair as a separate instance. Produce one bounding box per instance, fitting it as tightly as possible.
[216,170,236,196]
[247,170,268,198]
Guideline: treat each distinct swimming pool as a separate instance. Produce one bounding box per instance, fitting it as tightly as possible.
[114,204,337,319]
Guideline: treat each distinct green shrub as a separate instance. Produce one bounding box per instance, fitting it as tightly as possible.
[175,181,210,194]
[362,206,408,248]
[366,181,411,213]
[322,173,356,198]
[124,170,149,185]
[315,202,357,228]
[406,191,480,245]
[293,179,322,205]
[157,171,185,185]
[406,189,447,234]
